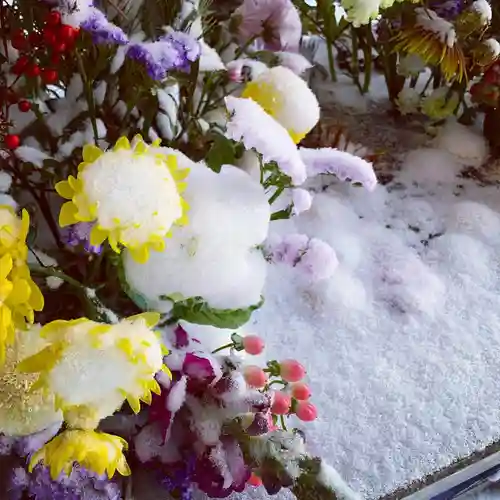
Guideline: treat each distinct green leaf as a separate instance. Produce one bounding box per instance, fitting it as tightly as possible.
[115,258,150,311]
[171,296,264,329]
[205,134,237,173]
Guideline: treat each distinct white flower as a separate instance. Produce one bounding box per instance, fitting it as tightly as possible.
[123,162,270,312]
[275,52,312,75]
[225,96,307,185]
[292,188,312,215]
[396,87,421,115]
[483,38,500,58]
[241,66,320,143]
[17,314,166,427]
[416,7,456,48]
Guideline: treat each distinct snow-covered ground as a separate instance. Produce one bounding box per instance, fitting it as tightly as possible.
[228,113,500,500]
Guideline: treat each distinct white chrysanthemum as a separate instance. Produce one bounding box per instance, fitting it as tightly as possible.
[225,96,307,185]
[18,314,167,428]
[123,162,270,312]
[241,66,319,144]
[396,87,421,115]
[56,136,189,263]
[483,38,500,58]
[0,328,62,436]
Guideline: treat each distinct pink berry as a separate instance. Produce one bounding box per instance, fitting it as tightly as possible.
[296,401,317,422]
[242,335,265,355]
[279,359,306,382]
[243,365,268,388]
[291,382,311,401]
[271,391,291,415]
[248,473,262,487]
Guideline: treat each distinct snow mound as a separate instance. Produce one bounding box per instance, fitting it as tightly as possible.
[401,148,462,185]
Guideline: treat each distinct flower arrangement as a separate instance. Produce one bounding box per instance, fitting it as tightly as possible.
[0,0,376,498]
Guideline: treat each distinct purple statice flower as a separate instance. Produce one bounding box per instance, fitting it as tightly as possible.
[127,31,200,81]
[159,456,196,500]
[429,0,464,19]
[8,463,121,500]
[81,7,129,45]
[61,221,102,254]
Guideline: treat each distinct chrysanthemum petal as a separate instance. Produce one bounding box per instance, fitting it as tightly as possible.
[59,202,80,227]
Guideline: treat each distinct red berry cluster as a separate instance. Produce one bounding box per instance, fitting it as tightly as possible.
[10,10,80,85]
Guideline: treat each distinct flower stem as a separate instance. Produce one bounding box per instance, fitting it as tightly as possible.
[29,264,84,289]
[211,343,234,354]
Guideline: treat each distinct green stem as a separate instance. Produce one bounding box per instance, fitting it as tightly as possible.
[211,342,235,354]
[280,415,288,431]
[350,27,362,93]
[29,265,84,289]
[319,0,337,82]
[362,25,372,94]
[268,186,285,205]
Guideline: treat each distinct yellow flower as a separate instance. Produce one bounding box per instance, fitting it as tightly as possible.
[29,429,130,479]
[0,327,62,436]
[0,206,29,262]
[0,255,44,363]
[55,135,190,263]
[421,87,460,120]
[241,66,319,144]
[393,9,467,82]
[18,313,169,425]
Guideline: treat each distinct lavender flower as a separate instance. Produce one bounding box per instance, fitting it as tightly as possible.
[127,31,200,80]
[81,7,128,45]
[61,222,102,254]
[429,0,464,20]
[291,188,312,215]
[8,464,121,500]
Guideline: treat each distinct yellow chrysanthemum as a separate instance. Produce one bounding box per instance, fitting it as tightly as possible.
[18,313,169,426]
[241,66,320,144]
[0,327,61,436]
[0,208,44,363]
[0,205,29,262]
[55,135,190,264]
[29,429,130,479]
[393,8,467,82]
[421,86,460,120]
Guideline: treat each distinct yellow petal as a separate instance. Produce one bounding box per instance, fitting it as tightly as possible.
[129,245,149,264]
[113,137,131,151]
[7,278,31,305]
[0,253,13,281]
[89,225,108,247]
[152,138,162,147]
[17,342,65,373]
[127,311,160,327]
[59,202,80,227]
[68,175,83,192]
[55,180,74,200]
[82,144,103,163]
[134,141,147,154]
[127,395,141,414]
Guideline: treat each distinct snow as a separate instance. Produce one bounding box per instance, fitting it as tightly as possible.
[229,125,500,498]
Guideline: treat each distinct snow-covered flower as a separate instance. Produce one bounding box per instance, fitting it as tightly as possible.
[275,51,312,75]
[265,233,338,282]
[474,38,500,66]
[127,32,200,80]
[81,7,129,45]
[393,7,465,81]
[396,87,421,115]
[54,0,94,27]
[232,0,302,52]
[0,328,62,436]
[225,96,307,185]
[241,66,320,144]
[299,147,377,191]
[55,136,189,263]
[123,162,270,312]
[17,313,167,427]
[421,86,459,120]
[291,188,312,215]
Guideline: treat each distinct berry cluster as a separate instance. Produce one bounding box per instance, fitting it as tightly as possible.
[470,62,500,107]
[10,11,79,84]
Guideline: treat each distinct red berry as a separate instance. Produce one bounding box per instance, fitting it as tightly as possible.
[43,27,57,46]
[295,401,317,422]
[11,55,29,75]
[50,53,61,64]
[4,134,20,150]
[58,25,78,42]
[11,29,27,50]
[26,63,40,77]
[17,100,31,112]
[46,11,62,27]
[52,41,67,53]
[247,473,263,487]
[271,391,291,415]
[243,365,268,389]
[291,382,311,401]
[41,68,58,84]
[28,32,42,47]
[279,359,306,383]
[242,335,265,355]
